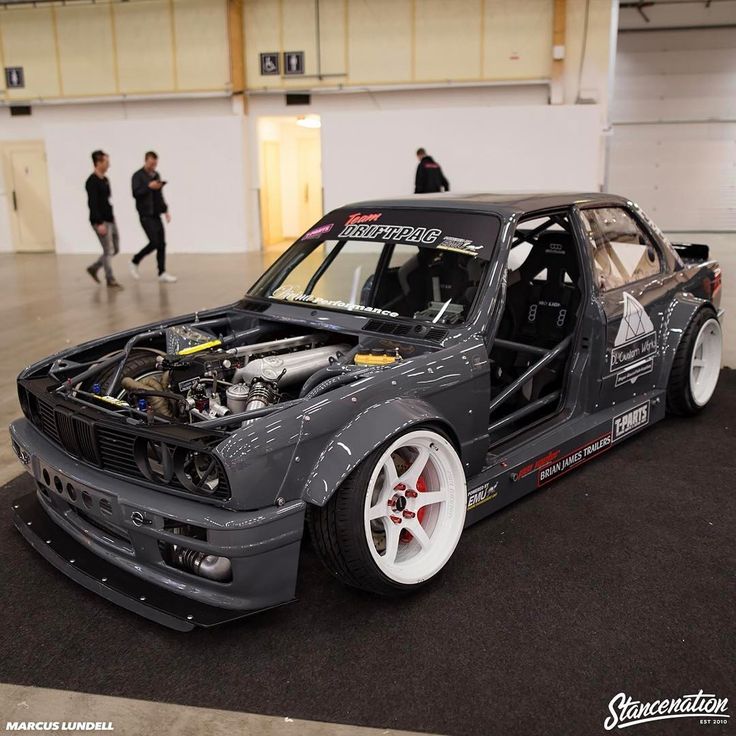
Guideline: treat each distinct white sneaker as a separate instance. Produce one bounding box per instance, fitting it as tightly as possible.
[158,272,178,283]
[129,262,140,280]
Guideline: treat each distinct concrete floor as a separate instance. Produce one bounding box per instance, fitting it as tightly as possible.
[0,233,733,735]
[0,684,428,736]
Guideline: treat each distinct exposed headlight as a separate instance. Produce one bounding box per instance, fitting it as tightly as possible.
[179,449,221,495]
[134,439,229,499]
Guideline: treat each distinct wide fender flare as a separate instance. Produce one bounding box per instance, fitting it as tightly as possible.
[657,293,716,385]
[302,397,458,507]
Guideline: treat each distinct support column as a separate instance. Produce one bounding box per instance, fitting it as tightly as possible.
[550,0,566,105]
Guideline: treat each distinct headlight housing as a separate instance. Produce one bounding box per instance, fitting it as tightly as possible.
[134,438,230,500]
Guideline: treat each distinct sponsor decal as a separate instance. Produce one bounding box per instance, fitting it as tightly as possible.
[344,212,382,226]
[536,433,612,486]
[603,690,729,730]
[517,449,561,480]
[467,481,499,511]
[544,241,565,255]
[612,400,650,442]
[337,222,442,244]
[614,358,654,387]
[302,223,333,240]
[436,236,482,256]
[271,285,399,317]
[609,293,658,381]
[177,377,200,393]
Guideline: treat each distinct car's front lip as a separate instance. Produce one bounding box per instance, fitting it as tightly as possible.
[9,418,305,630]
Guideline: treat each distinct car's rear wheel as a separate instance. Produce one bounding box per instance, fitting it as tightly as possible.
[309,427,467,595]
[666,308,722,415]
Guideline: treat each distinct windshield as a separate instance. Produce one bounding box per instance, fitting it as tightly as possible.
[248,208,500,325]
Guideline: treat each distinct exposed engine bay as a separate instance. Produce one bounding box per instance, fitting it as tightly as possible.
[47,314,409,430]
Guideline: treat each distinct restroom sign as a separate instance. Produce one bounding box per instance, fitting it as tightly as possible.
[260,53,280,76]
[283,51,304,75]
[5,67,24,89]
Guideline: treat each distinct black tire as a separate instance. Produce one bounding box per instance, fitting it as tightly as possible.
[308,426,466,596]
[666,307,719,416]
[91,350,162,395]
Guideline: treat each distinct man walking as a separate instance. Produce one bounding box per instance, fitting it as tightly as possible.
[129,151,177,283]
[414,148,450,194]
[85,150,122,289]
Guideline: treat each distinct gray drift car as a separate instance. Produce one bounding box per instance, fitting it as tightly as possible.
[10,193,723,630]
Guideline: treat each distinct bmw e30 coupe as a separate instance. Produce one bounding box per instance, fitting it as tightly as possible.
[10,193,723,630]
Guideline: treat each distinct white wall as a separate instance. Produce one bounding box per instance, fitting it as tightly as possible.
[0,97,248,254]
[319,104,604,211]
[608,27,736,231]
[245,85,606,247]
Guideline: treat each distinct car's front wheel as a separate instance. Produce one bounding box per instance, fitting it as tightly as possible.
[309,427,467,595]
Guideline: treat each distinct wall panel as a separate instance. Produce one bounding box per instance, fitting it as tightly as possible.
[112,0,175,93]
[174,0,229,90]
[415,0,482,81]
[347,0,413,83]
[0,8,60,99]
[55,5,117,97]
[483,0,553,80]
[318,0,348,78]
[244,0,282,89]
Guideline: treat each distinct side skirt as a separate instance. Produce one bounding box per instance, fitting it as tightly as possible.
[463,392,664,526]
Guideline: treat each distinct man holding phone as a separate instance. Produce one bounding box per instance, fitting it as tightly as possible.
[129,151,177,283]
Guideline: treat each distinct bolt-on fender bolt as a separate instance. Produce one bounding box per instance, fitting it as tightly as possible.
[351,397,357,403]
[390,515,402,524]
[276,497,285,507]
[294,456,300,463]
[187,615,194,621]
[102,577,108,582]
[304,415,311,422]
[511,473,519,482]
[402,510,416,519]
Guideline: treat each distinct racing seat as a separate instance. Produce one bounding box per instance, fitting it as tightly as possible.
[387,249,482,321]
[493,230,582,403]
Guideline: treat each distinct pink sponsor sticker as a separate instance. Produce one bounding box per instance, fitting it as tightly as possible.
[302,223,334,240]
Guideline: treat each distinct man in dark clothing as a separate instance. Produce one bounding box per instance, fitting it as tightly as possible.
[85,150,122,289]
[414,147,450,194]
[129,151,176,283]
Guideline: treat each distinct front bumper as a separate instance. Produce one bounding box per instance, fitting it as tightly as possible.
[9,418,305,631]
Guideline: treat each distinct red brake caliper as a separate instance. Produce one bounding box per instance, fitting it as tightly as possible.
[400,474,427,543]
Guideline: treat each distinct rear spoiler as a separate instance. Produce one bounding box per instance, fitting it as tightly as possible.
[672,242,710,264]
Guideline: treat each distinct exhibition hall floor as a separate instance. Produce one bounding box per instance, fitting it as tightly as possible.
[0,248,734,736]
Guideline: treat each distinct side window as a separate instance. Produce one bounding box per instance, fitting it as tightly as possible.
[580,207,662,292]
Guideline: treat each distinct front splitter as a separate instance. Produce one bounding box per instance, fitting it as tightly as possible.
[12,491,291,631]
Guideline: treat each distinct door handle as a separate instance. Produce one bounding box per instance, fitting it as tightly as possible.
[12,190,17,211]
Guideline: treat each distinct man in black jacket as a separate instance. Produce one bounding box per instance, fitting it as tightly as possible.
[85,150,122,288]
[129,151,176,283]
[414,148,450,194]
